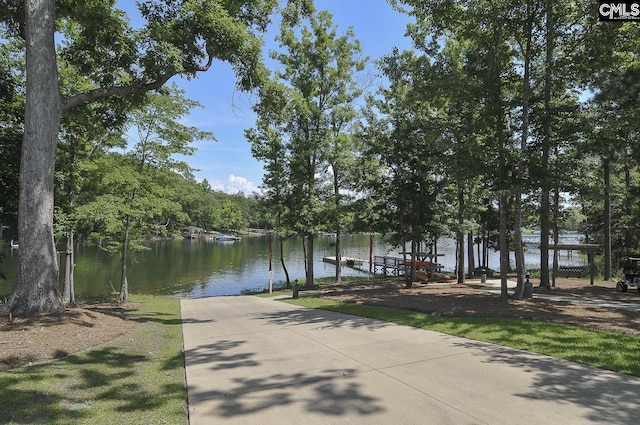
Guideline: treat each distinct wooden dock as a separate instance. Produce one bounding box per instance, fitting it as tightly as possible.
[323,256,365,268]
[372,255,444,277]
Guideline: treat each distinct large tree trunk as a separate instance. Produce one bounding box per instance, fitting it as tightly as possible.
[1,0,64,315]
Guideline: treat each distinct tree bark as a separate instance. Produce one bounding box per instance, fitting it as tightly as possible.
[499,195,510,298]
[457,187,465,284]
[305,235,314,287]
[118,215,132,303]
[552,186,560,287]
[539,0,555,289]
[62,230,75,305]
[467,231,475,278]
[603,157,612,280]
[280,238,291,288]
[1,0,65,315]
[333,170,342,284]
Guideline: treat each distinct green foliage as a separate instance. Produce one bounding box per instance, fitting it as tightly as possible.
[74,86,206,300]
[0,35,23,234]
[248,8,366,240]
[360,49,447,246]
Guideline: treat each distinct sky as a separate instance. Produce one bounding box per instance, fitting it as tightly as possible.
[157,0,414,194]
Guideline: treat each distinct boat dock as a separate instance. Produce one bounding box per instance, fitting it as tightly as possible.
[323,255,446,277]
[323,256,364,266]
[372,255,444,276]
[322,256,367,271]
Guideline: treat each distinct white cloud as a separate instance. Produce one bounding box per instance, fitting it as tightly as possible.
[226,174,260,195]
[207,175,261,195]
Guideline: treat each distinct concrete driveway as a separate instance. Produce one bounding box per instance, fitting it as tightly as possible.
[181,295,640,424]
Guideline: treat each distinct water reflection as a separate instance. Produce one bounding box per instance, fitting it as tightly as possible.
[0,233,587,299]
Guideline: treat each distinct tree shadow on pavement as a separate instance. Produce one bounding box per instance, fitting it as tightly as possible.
[456,340,640,424]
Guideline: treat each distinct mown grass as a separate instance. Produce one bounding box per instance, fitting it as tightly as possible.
[0,295,187,425]
[284,297,640,377]
[249,275,389,297]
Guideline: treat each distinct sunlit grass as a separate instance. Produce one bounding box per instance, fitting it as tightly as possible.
[284,297,640,377]
[0,295,187,425]
[249,275,389,297]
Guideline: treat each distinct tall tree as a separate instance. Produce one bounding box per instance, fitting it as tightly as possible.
[247,111,295,287]
[362,49,446,286]
[397,0,520,295]
[0,0,311,315]
[79,85,211,303]
[249,8,365,287]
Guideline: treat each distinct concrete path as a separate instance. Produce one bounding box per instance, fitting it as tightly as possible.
[181,296,640,424]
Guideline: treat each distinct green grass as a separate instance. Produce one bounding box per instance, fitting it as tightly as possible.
[249,275,389,297]
[283,297,640,377]
[0,295,187,425]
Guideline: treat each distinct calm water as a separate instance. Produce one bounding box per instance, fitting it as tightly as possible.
[0,233,587,299]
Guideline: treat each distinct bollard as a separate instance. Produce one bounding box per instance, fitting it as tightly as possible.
[292,284,299,299]
[481,273,487,284]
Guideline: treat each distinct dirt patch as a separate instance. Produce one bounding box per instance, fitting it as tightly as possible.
[0,303,139,371]
[314,277,640,336]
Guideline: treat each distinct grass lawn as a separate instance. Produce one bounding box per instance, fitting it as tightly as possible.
[283,297,640,378]
[0,295,187,425]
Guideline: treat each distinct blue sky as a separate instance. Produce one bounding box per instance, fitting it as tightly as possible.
[165,0,413,194]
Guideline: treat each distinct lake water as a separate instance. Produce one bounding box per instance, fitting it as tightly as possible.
[0,233,587,299]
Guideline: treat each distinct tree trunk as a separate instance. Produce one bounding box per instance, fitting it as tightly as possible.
[118,215,132,303]
[512,0,533,299]
[603,157,612,280]
[63,137,78,305]
[467,231,475,278]
[62,230,75,305]
[406,240,417,288]
[457,187,465,284]
[552,186,560,288]
[499,195,510,298]
[335,229,342,284]
[305,235,314,287]
[280,238,291,289]
[513,193,525,298]
[625,162,632,255]
[333,167,342,284]
[539,0,555,290]
[1,0,65,315]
